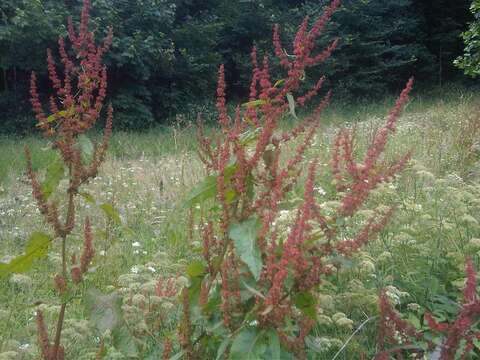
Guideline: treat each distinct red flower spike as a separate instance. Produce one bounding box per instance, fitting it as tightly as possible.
[36,310,51,359]
[79,217,94,274]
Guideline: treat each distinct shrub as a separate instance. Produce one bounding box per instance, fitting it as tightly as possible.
[174,0,415,357]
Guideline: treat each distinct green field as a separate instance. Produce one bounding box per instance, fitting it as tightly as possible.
[1,87,480,358]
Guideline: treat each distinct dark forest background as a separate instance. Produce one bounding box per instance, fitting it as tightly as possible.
[0,0,476,132]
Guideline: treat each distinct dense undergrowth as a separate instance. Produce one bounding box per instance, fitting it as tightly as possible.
[1,0,480,359]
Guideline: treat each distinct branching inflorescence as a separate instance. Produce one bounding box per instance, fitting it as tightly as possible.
[187,0,414,357]
[27,0,113,358]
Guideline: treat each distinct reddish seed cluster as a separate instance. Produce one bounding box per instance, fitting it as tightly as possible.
[155,277,179,298]
[27,0,113,358]
[376,290,426,360]
[162,339,173,360]
[376,258,480,359]
[330,77,414,217]
[36,310,65,360]
[27,0,114,240]
[70,217,95,284]
[179,288,193,360]
[187,0,418,355]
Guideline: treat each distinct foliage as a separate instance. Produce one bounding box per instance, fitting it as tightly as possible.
[455,0,480,76]
[0,0,474,131]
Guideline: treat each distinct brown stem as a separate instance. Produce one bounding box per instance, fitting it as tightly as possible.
[52,302,66,359]
[52,167,74,359]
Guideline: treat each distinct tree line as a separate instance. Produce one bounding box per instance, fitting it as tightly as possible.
[0,0,474,132]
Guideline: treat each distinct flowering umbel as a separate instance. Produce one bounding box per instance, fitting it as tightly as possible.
[185,0,413,356]
[26,0,113,358]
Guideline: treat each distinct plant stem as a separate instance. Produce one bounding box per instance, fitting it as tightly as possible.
[52,302,66,359]
[52,233,68,359]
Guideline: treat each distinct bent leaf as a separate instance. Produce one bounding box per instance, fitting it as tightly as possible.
[239,128,261,147]
[274,79,285,88]
[79,192,96,205]
[229,217,262,280]
[100,203,121,224]
[242,99,267,108]
[0,232,52,276]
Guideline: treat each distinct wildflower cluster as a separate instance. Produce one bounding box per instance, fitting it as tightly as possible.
[181,0,413,357]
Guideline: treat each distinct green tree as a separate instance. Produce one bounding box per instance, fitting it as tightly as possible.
[455,0,480,76]
[415,0,472,85]
[284,0,429,97]
[0,0,67,131]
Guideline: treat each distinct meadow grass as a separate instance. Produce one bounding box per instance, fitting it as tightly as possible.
[1,87,480,358]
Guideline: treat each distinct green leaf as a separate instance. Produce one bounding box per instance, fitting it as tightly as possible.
[79,192,96,205]
[408,313,421,328]
[229,217,262,280]
[100,203,121,224]
[293,291,317,319]
[239,128,261,147]
[183,163,238,207]
[216,338,231,360]
[112,326,139,358]
[242,99,266,108]
[187,261,206,278]
[265,329,280,360]
[0,232,52,276]
[78,134,94,163]
[41,159,64,199]
[44,110,67,125]
[286,93,297,119]
[273,79,285,88]
[46,114,57,123]
[229,327,266,360]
